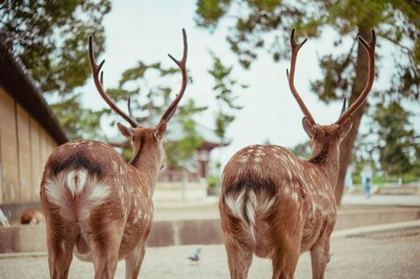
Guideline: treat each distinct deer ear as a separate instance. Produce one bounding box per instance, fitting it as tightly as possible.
[117,123,132,138]
[339,116,353,138]
[154,122,167,142]
[302,117,315,138]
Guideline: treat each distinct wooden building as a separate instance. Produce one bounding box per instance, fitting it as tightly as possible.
[0,38,67,210]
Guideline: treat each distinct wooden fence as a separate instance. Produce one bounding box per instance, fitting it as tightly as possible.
[0,87,57,204]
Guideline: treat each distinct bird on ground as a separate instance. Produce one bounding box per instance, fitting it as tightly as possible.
[188,247,201,263]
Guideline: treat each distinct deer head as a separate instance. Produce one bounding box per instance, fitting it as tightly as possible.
[286,29,376,161]
[88,29,188,166]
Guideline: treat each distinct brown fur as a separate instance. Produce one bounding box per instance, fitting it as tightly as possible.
[220,29,376,279]
[219,123,352,279]
[20,209,45,225]
[40,129,164,279]
[40,29,188,279]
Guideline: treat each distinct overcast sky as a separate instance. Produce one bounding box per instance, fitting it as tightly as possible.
[82,0,418,167]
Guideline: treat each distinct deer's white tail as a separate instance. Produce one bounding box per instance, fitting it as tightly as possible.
[44,169,110,221]
[223,188,275,241]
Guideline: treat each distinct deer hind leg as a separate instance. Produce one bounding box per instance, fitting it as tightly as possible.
[88,223,124,279]
[83,208,125,279]
[221,214,254,279]
[270,226,302,279]
[224,234,253,279]
[125,241,146,279]
[310,239,330,279]
[271,242,300,279]
[44,208,78,279]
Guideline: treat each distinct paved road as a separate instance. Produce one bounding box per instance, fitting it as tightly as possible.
[1,228,419,279]
[153,194,420,221]
[342,194,420,207]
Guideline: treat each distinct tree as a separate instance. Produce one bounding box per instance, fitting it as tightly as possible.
[364,101,419,177]
[195,0,419,204]
[165,99,206,169]
[208,53,246,170]
[374,102,419,176]
[209,53,245,144]
[108,60,206,168]
[0,0,111,139]
[106,61,181,126]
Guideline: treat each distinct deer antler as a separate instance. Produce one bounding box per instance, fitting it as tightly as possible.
[156,28,188,127]
[88,36,139,127]
[286,29,316,124]
[339,98,347,117]
[336,30,376,125]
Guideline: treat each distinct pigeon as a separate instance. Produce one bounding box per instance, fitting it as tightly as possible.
[188,247,201,263]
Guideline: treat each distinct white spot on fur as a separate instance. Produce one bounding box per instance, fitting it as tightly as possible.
[291,191,298,201]
[286,169,293,180]
[254,157,262,163]
[112,161,118,172]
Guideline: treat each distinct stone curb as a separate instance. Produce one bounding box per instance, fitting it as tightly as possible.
[332,219,420,239]
[1,207,419,254]
[1,219,420,260]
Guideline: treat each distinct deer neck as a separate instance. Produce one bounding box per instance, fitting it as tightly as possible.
[309,142,340,183]
[129,146,160,193]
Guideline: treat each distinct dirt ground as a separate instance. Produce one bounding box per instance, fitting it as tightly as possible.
[0,228,419,279]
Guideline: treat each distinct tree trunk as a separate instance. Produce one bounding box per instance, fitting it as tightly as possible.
[335,27,373,205]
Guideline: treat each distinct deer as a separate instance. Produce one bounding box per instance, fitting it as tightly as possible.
[39,29,188,279]
[20,208,45,225]
[219,29,375,279]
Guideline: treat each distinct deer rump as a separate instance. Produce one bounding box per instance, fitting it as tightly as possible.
[41,142,151,262]
[220,174,287,258]
[221,168,336,259]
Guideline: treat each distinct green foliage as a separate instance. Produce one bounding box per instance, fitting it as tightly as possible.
[165,99,206,168]
[109,60,205,168]
[0,0,111,139]
[196,0,418,99]
[195,0,232,30]
[372,101,418,176]
[209,53,246,143]
[353,174,418,186]
[206,174,220,187]
[196,0,419,179]
[106,61,182,126]
[352,100,419,176]
[50,95,104,140]
[0,0,111,94]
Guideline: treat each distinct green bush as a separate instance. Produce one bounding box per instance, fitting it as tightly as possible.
[206,175,220,188]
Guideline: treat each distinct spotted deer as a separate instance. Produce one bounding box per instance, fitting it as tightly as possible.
[219,29,375,279]
[40,29,188,279]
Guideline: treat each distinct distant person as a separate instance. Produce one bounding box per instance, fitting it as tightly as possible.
[361,165,373,198]
[345,164,354,190]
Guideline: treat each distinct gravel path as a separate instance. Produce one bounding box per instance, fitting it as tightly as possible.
[1,229,419,279]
